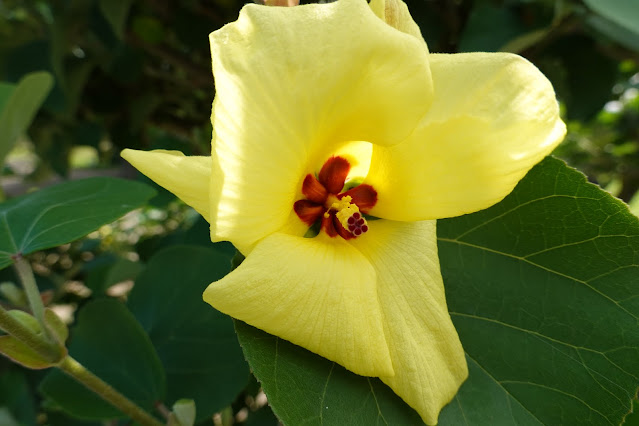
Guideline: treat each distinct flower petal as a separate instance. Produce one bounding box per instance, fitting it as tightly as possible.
[340,184,377,212]
[365,52,567,221]
[319,156,350,195]
[369,0,425,41]
[293,199,324,226]
[203,233,394,377]
[301,174,328,204]
[349,220,467,424]
[209,0,433,249]
[121,149,211,220]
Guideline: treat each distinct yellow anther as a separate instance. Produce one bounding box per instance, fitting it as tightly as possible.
[335,198,359,225]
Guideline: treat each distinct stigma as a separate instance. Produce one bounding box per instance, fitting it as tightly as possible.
[293,156,377,240]
[328,196,369,237]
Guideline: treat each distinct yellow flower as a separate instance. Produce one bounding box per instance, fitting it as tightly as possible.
[121,0,565,423]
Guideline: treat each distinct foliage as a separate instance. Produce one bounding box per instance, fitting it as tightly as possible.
[0,0,637,425]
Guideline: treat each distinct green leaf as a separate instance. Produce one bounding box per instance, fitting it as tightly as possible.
[0,83,16,113]
[0,71,53,167]
[459,4,527,52]
[235,157,639,425]
[538,36,618,120]
[235,321,421,426]
[586,14,639,54]
[437,156,639,425]
[624,397,639,426]
[128,245,249,422]
[40,299,166,420]
[235,321,423,425]
[98,0,133,39]
[583,0,639,38]
[0,177,155,270]
[0,368,36,426]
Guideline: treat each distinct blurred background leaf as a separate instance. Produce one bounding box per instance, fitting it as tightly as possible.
[128,245,250,422]
[39,298,166,420]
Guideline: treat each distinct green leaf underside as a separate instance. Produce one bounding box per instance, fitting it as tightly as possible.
[582,0,639,37]
[236,156,639,425]
[40,299,165,420]
[128,245,250,421]
[0,177,155,270]
[438,156,639,425]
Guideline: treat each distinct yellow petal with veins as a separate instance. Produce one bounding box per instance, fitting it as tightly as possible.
[203,232,394,377]
[208,0,433,251]
[121,149,211,220]
[366,52,566,221]
[350,219,467,425]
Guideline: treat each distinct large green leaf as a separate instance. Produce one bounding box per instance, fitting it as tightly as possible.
[40,299,166,420]
[235,321,423,425]
[0,71,53,167]
[0,177,155,270]
[235,157,639,425]
[437,156,638,425]
[128,245,250,422]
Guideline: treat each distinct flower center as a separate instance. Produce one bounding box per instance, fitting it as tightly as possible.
[293,156,377,240]
[326,195,369,237]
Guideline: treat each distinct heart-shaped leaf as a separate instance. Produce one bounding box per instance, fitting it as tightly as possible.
[236,157,639,425]
[235,321,423,425]
[0,177,155,270]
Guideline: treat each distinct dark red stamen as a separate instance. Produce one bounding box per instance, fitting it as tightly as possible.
[321,214,338,237]
[319,156,350,194]
[339,184,377,212]
[294,200,325,226]
[301,174,328,204]
[333,215,354,240]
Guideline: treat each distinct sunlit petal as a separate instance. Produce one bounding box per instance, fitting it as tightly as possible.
[121,149,211,220]
[366,52,566,220]
[203,232,394,377]
[350,220,468,425]
[209,0,433,250]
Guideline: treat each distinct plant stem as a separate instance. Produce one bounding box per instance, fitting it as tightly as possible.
[58,356,163,426]
[0,304,60,362]
[12,255,49,338]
